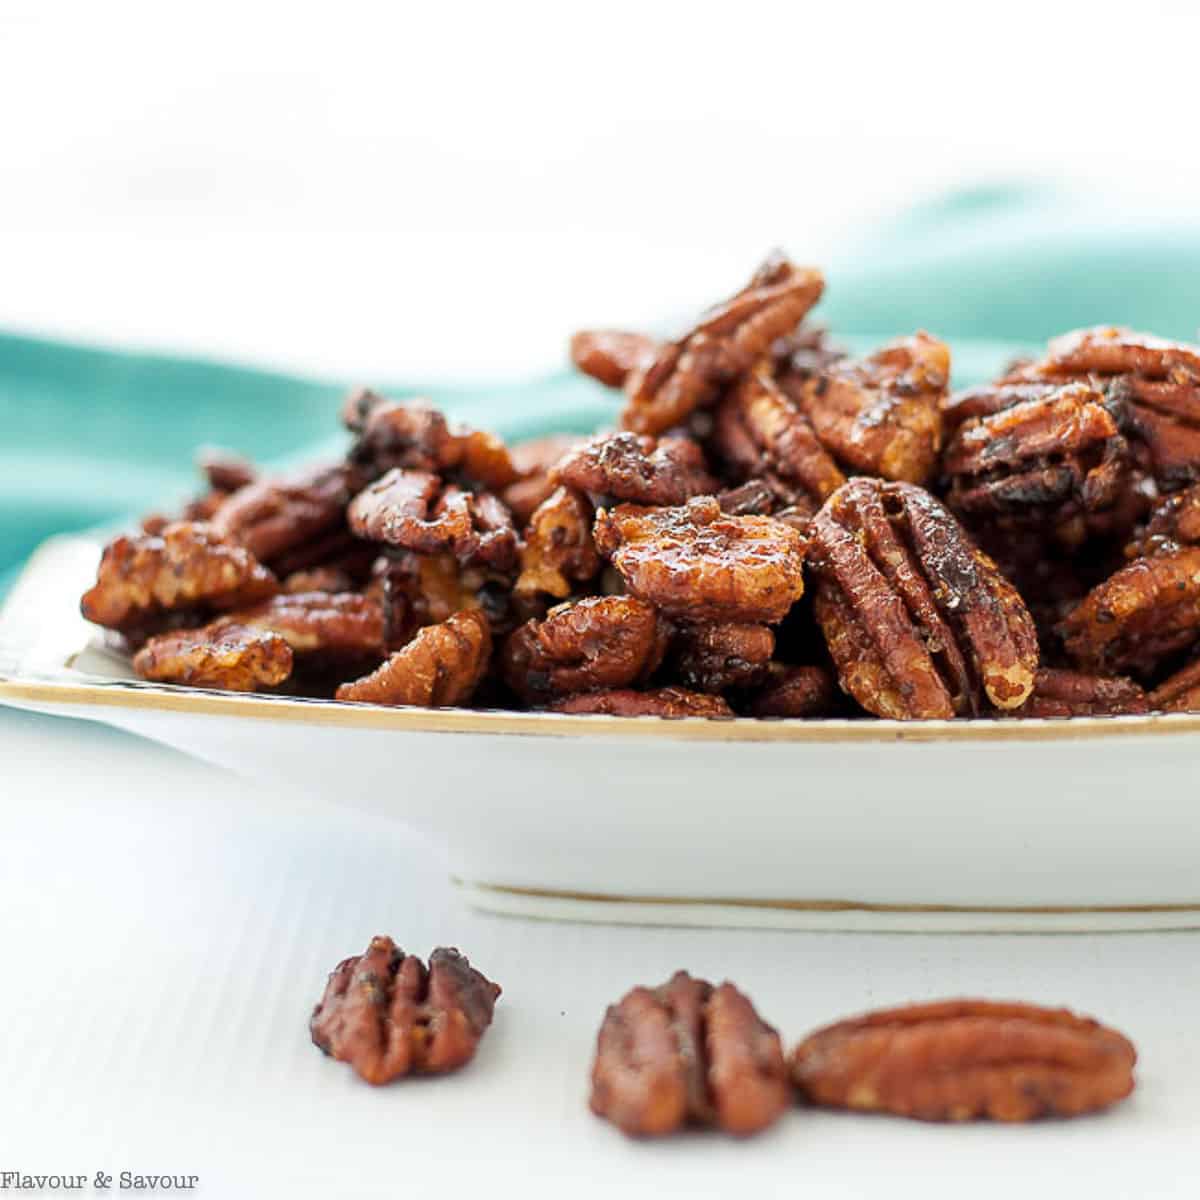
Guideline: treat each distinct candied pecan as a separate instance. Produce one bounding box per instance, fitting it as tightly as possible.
[501,595,667,702]
[943,382,1129,519]
[746,663,837,718]
[553,432,717,506]
[132,622,293,692]
[770,322,846,376]
[502,434,586,525]
[791,998,1137,1122]
[197,447,257,493]
[514,486,600,599]
[1061,547,1200,676]
[669,623,775,693]
[781,332,949,485]
[224,592,385,665]
[335,610,491,707]
[80,522,278,633]
[211,463,363,566]
[310,938,500,1085]
[1010,668,1149,718]
[941,381,1062,433]
[550,687,733,718]
[590,971,789,1138]
[810,479,1038,718]
[711,369,844,513]
[620,255,824,436]
[571,330,661,389]
[1149,657,1200,713]
[1125,481,1200,558]
[594,497,807,624]
[348,468,517,570]
[282,566,357,594]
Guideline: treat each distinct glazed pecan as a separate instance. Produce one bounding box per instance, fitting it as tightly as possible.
[594,497,807,624]
[810,480,1038,718]
[940,381,1062,433]
[335,609,492,707]
[1125,481,1200,559]
[571,330,661,389]
[552,432,717,506]
[514,486,601,600]
[1011,668,1149,718]
[197,447,257,494]
[791,998,1137,1122]
[81,522,278,633]
[281,566,357,594]
[1061,547,1200,676]
[590,971,789,1138]
[310,938,500,1085]
[501,595,667,703]
[746,663,837,718]
[620,255,824,435]
[1149,657,1200,713]
[224,592,385,665]
[943,383,1129,519]
[782,332,949,485]
[502,434,586,525]
[132,621,293,692]
[211,463,363,567]
[550,687,733,718]
[348,468,518,570]
[669,623,775,693]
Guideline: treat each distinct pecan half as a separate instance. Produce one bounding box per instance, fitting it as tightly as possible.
[1010,668,1149,718]
[810,480,1038,718]
[514,486,600,600]
[791,998,1137,1122]
[746,663,837,718]
[594,497,807,624]
[81,522,277,633]
[590,971,789,1137]
[782,332,949,485]
[1125,481,1200,559]
[197,447,257,494]
[132,621,293,692]
[1150,657,1200,713]
[348,468,518,570]
[550,687,733,718]
[501,595,667,703]
[224,592,385,665]
[620,255,824,436]
[571,330,661,389]
[310,938,500,1085]
[669,623,775,693]
[335,609,491,707]
[553,432,717,506]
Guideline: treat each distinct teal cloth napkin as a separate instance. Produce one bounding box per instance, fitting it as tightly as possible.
[4,187,1200,595]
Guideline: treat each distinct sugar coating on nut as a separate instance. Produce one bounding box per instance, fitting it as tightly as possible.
[133,621,293,692]
[550,687,733,718]
[553,432,717,506]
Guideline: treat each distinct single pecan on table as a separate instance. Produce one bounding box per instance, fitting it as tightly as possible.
[132,621,293,692]
[791,998,1137,1122]
[80,522,278,634]
[619,254,824,436]
[570,330,661,390]
[335,609,492,707]
[1010,668,1149,719]
[501,595,667,703]
[552,432,717,506]
[809,479,1038,719]
[590,971,790,1138]
[593,497,807,624]
[513,486,601,601]
[310,937,501,1085]
[549,687,733,718]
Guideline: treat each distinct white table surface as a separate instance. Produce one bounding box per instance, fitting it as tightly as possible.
[1,704,1197,1199]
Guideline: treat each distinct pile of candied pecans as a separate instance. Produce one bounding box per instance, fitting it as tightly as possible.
[309,938,1137,1133]
[80,254,1200,720]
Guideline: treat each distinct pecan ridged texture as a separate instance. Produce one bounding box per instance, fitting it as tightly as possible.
[552,432,717,507]
[1150,657,1200,713]
[310,938,500,1085]
[132,621,293,692]
[550,687,733,719]
[1011,668,1149,719]
[514,486,600,600]
[222,591,386,666]
[590,971,789,1137]
[1125,481,1200,559]
[669,623,775,693]
[810,479,1038,718]
[791,998,1137,1122]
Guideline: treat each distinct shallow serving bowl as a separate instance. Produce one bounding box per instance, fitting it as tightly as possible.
[3,534,1199,933]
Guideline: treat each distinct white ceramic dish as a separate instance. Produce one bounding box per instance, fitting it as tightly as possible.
[3,534,1200,933]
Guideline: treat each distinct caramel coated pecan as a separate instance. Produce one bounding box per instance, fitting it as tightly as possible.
[1125,481,1200,559]
[310,938,500,1085]
[810,480,1038,718]
[501,595,667,703]
[211,463,363,567]
[348,468,518,570]
[335,609,492,707]
[502,434,586,525]
[81,522,277,633]
[1061,547,1200,675]
[514,486,600,599]
[791,998,1137,1122]
[197,447,257,493]
[132,621,293,692]
[594,497,807,624]
[553,432,717,506]
[1011,668,1149,719]
[620,255,824,435]
[783,332,949,485]
[281,566,358,594]
[746,664,837,718]
[570,330,661,389]
[669,623,775,693]
[590,971,789,1138]
[224,592,385,665]
[1149,657,1200,713]
[550,687,733,718]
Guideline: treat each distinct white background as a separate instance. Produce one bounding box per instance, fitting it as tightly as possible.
[3,3,1200,1198]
